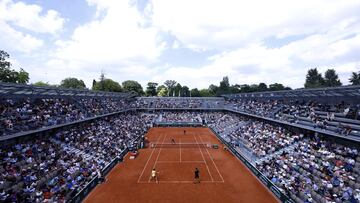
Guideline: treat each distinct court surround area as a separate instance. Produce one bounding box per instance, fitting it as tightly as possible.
[84,127,278,203]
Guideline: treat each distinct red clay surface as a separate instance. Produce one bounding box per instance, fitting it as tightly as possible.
[84,127,278,203]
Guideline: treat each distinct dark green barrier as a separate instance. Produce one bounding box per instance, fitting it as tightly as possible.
[154,122,203,127]
[68,149,129,203]
[209,127,295,203]
[68,176,98,203]
[68,132,145,203]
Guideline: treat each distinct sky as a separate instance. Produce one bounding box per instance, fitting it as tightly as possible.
[1,0,360,89]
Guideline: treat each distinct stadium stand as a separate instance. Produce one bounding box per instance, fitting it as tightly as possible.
[223,85,360,140]
[0,112,149,202]
[1,82,360,202]
[135,97,224,109]
[0,83,135,137]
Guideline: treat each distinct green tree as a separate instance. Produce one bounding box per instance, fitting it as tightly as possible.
[0,50,29,83]
[173,83,182,97]
[16,69,29,84]
[208,84,219,96]
[218,76,230,95]
[190,88,201,97]
[157,87,168,97]
[164,80,177,96]
[249,84,259,92]
[258,83,268,92]
[32,81,52,87]
[229,84,241,94]
[324,69,342,87]
[93,78,122,92]
[181,86,190,97]
[145,82,158,96]
[60,77,86,89]
[199,89,214,97]
[98,72,106,91]
[92,79,96,89]
[122,80,144,95]
[157,85,167,93]
[304,68,324,88]
[349,71,360,85]
[269,83,285,91]
[239,84,251,93]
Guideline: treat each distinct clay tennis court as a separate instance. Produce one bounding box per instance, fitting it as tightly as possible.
[84,127,278,203]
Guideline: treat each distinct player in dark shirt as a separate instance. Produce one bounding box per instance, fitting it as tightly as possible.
[194,168,200,183]
[184,130,186,135]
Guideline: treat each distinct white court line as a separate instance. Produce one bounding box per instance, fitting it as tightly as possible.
[194,134,213,182]
[137,134,163,183]
[148,134,167,183]
[198,133,225,182]
[180,138,181,163]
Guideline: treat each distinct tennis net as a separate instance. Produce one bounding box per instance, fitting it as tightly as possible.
[150,143,211,148]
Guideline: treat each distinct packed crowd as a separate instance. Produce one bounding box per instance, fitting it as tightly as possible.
[225,99,360,137]
[80,98,130,116]
[0,112,149,202]
[229,121,301,158]
[0,96,228,137]
[0,97,135,137]
[257,136,360,203]
[225,99,283,117]
[0,98,85,137]
[2,93,360,203]
[135,98,224,109]
[155,112,203,123]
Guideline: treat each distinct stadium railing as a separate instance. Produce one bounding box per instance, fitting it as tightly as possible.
[208,127,295,203]
[68,149,129,203]
[224,108,360,142]
[67,131,144,203]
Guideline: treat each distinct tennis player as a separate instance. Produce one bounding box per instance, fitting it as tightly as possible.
[171,138,176,144]
[151,168,158,183]
[194,168,200,183]
[184,130,186,135]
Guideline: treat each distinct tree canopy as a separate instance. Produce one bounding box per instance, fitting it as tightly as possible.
[324,69,342,87]
[157,87,168,97]
[3,49,359,95]
[60,77,86,89]
[122,80,144,95]
[32,81,54,87]
[304,68,325,88]
[190,88,201,97]
[145,82,158,96]
[349,71,360,85]
[0,50,29,84]
[164,80,177,96]
[92,73,123,92]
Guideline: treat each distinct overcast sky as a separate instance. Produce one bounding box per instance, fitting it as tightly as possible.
[1,0,359,89]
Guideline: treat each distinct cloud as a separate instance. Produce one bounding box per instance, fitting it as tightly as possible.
[0,0,64,53]
[151,30,360,89]
[140,0,360,88]
[0,21,43,53]
[150,0,360,51]
[54,0,165,64]
[0,0,65,33]
[4,0,360,90]
[27,0,166,87]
